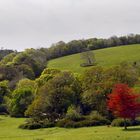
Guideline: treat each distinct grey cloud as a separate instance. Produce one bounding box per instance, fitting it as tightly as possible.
[0,0,140,51]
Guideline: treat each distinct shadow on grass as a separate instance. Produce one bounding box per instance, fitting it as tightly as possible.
[123,127,140,131]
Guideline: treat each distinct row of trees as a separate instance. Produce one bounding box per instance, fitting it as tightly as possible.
[0,62,140,129]
[47,34,140,59]
[0,34,140,129]
[1,34,140,62]
[0,48,49,88]
[0,34,140,88]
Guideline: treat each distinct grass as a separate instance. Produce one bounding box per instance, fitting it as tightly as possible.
[0,115,140,140]
[48,44,140,73]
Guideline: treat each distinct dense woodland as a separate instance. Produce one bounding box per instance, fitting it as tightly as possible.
[0,34,140,129]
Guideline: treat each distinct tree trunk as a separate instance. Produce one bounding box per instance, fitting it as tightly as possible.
[124,118,127,130]
[87,57,92,65]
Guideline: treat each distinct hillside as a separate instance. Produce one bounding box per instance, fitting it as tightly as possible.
[48,44,140,73]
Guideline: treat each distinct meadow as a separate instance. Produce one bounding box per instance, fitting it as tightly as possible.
[48,44,140,73]
[0,115,140,140]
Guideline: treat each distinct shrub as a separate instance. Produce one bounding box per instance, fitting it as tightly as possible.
[86,111,111,125]
[56,119,73,128]
[41,119,55,128]
[130,117,140,126]
[111,118,140,127]
[57,110,110,128]
[0,104,8,114]
[56,117,110,128]
[111,118,131,127]
[88,111,105,120]
[19,119,55,130]
[19,122,42,129]
[66,105,83,121]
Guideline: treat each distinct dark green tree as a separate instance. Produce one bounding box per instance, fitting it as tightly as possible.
[26,71,82,122]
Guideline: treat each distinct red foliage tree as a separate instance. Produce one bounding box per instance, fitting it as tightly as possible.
[107,84,140,129]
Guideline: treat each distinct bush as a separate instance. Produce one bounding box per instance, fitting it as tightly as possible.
[57,110,110,128]
[86,111,111,125]
[56,119,73,128]
[19,122,42,129]
[41,119,55,128]
[111,118,140,127]
[66,105,83,121]
[19,119,55,130]
[111,118,131,127]
[130,117,140,126]
[88,111,105,120]
[56,117,110,128]
[0,104,7,114]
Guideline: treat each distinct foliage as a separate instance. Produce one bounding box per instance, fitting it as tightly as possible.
[111,118,131,127]
[0,80,10,113]
[108,84,140,129]
[108,84,140,119]
[19,122,42,130]
[56,117,110,128]
[0,49,14,61]
[88,111,106,121]
[9,88,34,117]
[19,118,55,130]
[12,49,47,77]
[47,34,140,60]
[82,63,139,116]
[80,49,96,67]
[16,78,35,91]
[25,94,47,121]
[111,118,140,127]
[35,68,61,87]
[0,65,24,89]
[0,52,17,65]
[26,71,82,122]
[1,39,140,131]
[17,64,35,80]
[105,62,139,87]
[66,105,82,121]
[82,66,111,115]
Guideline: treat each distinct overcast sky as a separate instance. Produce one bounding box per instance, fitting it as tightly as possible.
[0,0,140,51]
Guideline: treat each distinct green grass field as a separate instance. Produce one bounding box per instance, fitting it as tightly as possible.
[0,115,140,140]
[48,44,140,73]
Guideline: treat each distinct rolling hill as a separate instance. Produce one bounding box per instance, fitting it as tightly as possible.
[48,44,140,73]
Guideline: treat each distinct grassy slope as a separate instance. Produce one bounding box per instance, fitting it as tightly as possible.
[48,44,140,73]
[0,115,140,140]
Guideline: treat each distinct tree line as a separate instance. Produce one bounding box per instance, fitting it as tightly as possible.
[0,34,140,129]
[0,62,140,129]
[0,34,140,88]
[46,34,140,59]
